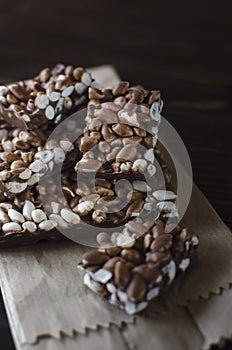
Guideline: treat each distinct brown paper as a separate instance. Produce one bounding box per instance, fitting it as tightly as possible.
[188,288,232,350]
[124,304,204,350]
[169,184,232,304]
[88,65,121,88]
[16,326,128,350]
[0,241,133,345]
[15,301,204,350]
[0,65,232,350]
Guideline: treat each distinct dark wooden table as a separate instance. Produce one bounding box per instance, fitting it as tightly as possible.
[0,0,231,349]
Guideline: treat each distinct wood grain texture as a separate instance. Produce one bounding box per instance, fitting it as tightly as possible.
[0,1,231,349]
[0,0,230,229]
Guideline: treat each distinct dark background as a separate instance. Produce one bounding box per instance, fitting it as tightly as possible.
[0,0,231,349]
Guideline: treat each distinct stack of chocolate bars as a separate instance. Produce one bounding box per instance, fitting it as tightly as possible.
[0,64,199,314]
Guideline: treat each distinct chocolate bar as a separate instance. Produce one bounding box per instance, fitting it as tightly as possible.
[75,83,163,178]
[0,64,94,132]
[78,220,199,314]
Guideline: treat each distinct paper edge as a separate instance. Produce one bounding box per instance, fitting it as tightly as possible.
[22,319,135,346]
[177,184,232,306]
